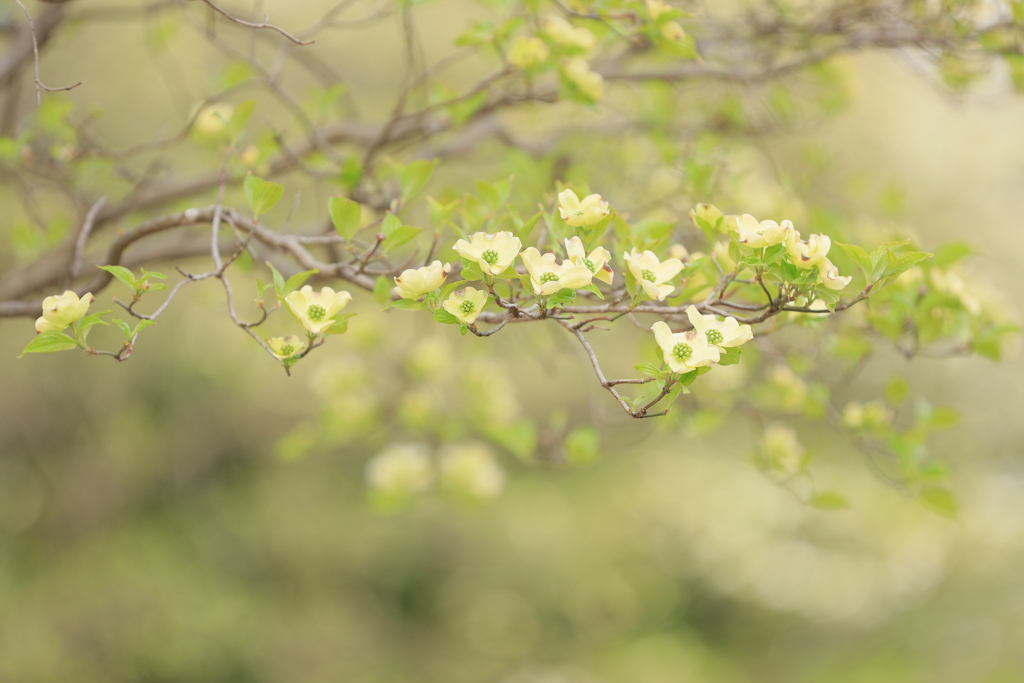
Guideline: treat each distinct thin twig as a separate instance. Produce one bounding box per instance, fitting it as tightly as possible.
[12,0,82,104]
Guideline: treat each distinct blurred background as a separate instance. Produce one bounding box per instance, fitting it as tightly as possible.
[1,1,1023,681]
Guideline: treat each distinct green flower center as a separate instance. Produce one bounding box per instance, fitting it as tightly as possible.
[460,301,475,314]
[481,249,499,265]
[672,342,692,360]
[641,269,656,282]
[279,344,295,356]
[583,258,595,272]
[706,330,723,345]
[307,304,326,321]
[540,272,560,284]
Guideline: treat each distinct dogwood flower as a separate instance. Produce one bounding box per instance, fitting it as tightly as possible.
[366,444,434,496]
[565,236,613,284]
[509,36,549,69]
[453,231,522,276]
[728,214,792,249]
[285,285,353,335]
[784,229,832,269]
[624,248,684,300]
[443,287,489,325]
[817,258,852,291]
[652,321,721,373]
[394,260,450,299]
[562,58,604,102]
[193,103,233,137]
[35,290,94,333]
[521,247,594,296]
[267,335,308,360]
[439,442,506,501]
[558,189,610,228]
[685,305,753,348]
[544,16,596,52]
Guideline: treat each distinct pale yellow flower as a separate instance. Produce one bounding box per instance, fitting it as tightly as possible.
[443,287,489,325]
[193,103,233,136]
[543,16,596,52]
[685,305,753,349]
[784,228,832,269]
[646,0,673,19]
[509,35,549,69]
[452,231,522,276]
[817,258,852,291]
[521,247,594,296]
[652,321,721,373]
[394,260,450,300]
[728,213,792,249]
[439,442,506,501]
[35,290,94,333]
[624,248,684,301]
[285,285,353,335]
[689,203,724,229]
[562,58,604,102]
[762,424,805,476]
[267,335,308,360]
[366,444,434,496]
[557,189,610,228]
[565,236,613,284]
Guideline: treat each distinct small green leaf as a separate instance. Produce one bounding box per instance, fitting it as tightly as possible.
[717,346,742,366]
[634,362,663,377]
[373,276,391,306]
[283,269,319,295]
[328,196,362,241]
[114,319,132,339]
[810,492,850,510]
[927,407,959,430]
[19,331,78,356]
[564,426,601,465]
[244,174,284,220]
[434,308,460,325]
[835,242,872,279]
[227,99,256,141]
[387,298,426,311]
[323,312,357,335]
[394,159,436,203]
[381,225,422,252]
[932,242,974,268]
[920,487,958,519]
[98,265,137,289]
[76,311,110,342]
[266,262,286,297]
[885,377,910,406]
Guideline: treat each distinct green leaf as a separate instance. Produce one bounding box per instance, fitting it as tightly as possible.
[394,159,436,203]
[932,242,974,268]
[76,311,110,342]
[132,319,155,338]
[19,331,78,356]
[373,276,391,306]
[114,319,132,339]
[323,312,357,335]
[927,406,959,430]
[835,242,872,279]
[381,225,422,253]
[460,260,485,282]
[634,362,663,377]
[717,346,742,366]
[885,377,910,406]
[98,265,137,289]
[243,174,284,220]
[433,308,460,325]
[328,196,362,241]
[920,487,958,519]
[266,262,286,297]
[564,426,601,465]
[387,298,427,311]
[227,99,256,141]
[283,268,319,295]
[486,419,538,462]
[810,492,850,510]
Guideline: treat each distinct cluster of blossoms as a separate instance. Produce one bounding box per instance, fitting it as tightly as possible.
[266,285,354,363]
[727,212,853,291]
[365,441,506,504]
[652,306,754,374]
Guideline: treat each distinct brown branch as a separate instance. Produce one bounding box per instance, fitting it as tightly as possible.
[196,0,314,46]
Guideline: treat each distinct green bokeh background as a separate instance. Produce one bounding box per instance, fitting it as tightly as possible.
[1,2,1023,681]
